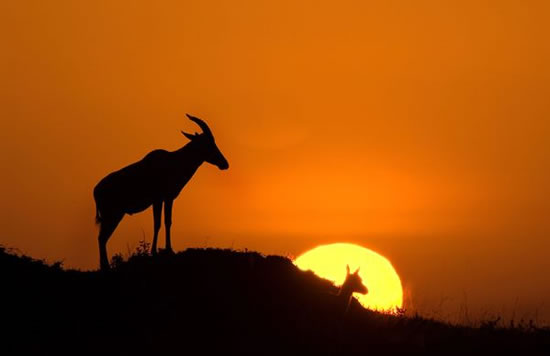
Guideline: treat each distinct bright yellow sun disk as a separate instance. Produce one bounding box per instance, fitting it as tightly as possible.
[294,243,403,312]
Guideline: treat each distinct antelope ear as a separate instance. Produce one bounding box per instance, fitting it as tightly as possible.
[354,267,360,274]
[181,131,196,140]
[346,264,350,276]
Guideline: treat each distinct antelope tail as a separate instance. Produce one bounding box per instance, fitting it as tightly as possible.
[95,205,102,225]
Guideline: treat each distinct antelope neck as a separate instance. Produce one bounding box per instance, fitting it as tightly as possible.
[338,283,355,298]
[173,142,206,170]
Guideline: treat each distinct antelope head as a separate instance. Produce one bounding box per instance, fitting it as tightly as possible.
[182,114,229,170]
[344,264,368,295]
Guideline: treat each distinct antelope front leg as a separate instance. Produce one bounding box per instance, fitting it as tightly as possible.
[164,199,174,254]
[151,201,163,255]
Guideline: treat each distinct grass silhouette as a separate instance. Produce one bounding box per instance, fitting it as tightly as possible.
[1,244,549,355]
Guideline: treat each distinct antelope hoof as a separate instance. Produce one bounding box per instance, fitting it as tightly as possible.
[161,248,174,255]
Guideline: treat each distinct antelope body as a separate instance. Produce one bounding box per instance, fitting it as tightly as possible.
[93,114,228,270]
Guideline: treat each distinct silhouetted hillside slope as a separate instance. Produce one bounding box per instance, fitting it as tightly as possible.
[1,245,549,355]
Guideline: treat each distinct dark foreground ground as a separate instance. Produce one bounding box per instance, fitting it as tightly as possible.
[1,245,549,355]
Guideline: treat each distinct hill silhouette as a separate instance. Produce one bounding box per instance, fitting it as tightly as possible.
[2,244,549,355]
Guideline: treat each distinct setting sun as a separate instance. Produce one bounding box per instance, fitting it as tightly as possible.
[295,243,403,312]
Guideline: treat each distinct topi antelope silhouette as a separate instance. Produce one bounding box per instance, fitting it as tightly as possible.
[337,265,368,315]
[93,114,229,270]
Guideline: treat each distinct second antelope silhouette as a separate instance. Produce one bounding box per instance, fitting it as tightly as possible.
[338,265,368,315]
[93,114,229,270]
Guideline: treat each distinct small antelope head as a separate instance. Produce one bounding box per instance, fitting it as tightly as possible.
[343,264,368,295]
[182,114,229,170]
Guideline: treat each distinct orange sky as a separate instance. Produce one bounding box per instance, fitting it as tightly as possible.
[2,1,550,322]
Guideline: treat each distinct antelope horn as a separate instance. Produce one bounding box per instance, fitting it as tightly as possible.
[186,113,212,137]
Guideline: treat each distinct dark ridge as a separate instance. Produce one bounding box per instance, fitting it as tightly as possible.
[1,245,549,355]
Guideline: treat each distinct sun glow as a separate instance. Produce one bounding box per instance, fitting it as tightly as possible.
[294,243,403,312]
